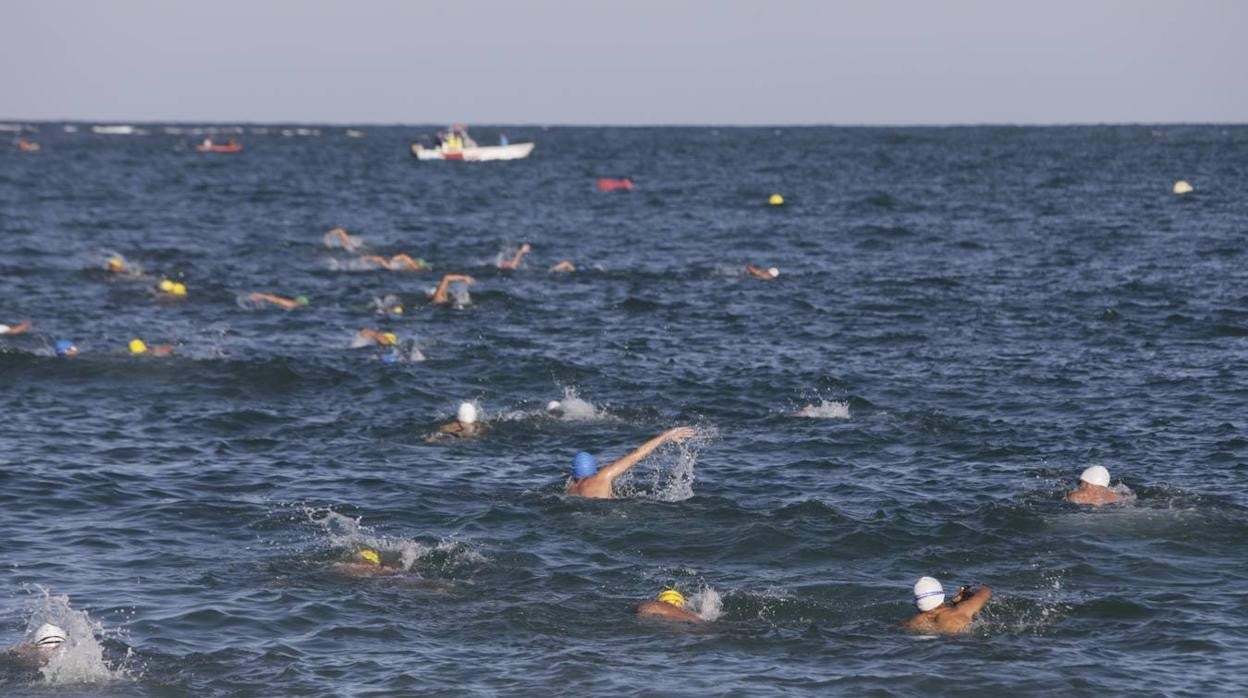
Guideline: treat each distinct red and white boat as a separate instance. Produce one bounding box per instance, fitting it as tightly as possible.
[196,139,243,153]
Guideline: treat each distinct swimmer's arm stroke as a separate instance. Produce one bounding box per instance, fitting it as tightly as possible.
[597,427,697,481]
[432,274,475,304]
[952,586,992,619]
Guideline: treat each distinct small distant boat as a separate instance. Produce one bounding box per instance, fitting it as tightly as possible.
[410,125,533,161]
[16,138,41,152]
[346,129,365,138]
[597,177,633,192]
[92,125,135,135]
[196,138,243,153]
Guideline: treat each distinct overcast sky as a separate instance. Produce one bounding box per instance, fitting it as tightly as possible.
[3,0,1245,125]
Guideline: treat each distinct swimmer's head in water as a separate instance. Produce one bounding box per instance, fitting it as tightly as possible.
[380,332,398,346]
[457,402,478,425]
[55,339,78,357]
[171,282,187,297]
[33,623,67,650]
[391,305,404,315]
[158,279,174,292]
[129,338,148,354]
[295,296,310,307]
[657,589,685,608]
[767,267,780,278]
[357,548,381,566]
[415,258,427,268]
[546,400,561,412]
[1080,465,1110,487]
[913,576,944,611]
[106,257,124,272]
[572,451,598,478]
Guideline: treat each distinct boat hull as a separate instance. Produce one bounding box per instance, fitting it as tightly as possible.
[410,142,534,161]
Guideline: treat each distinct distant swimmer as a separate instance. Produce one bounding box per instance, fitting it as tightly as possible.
[498,243,532,270]
[331,548,403,578]
[351,328,398,348]
[324,227,363,251]
[1,623,66,669]
[129,338,174,356]
[248,292,310,310]
[54,339,79,357]
[0,321,32,335]
[1066,465,1121,506]
[427,402,483,442]
[636,589,705,623]
[902,577,992,635]
[550,260,576,273]
[746,264,780,280]
[359,254,429,271]
[157,279,188,298]
[566,426,697,499]
[430,274,475,306]
[105,256,128,274]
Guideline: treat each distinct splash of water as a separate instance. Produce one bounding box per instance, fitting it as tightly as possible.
[21,587,127,686]
[795,399,850,419]
[548,387,603,421]
[688,586,723,622]
[303,508,485,573]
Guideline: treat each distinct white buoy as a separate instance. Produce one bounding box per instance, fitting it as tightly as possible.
[1173,180,1193,195]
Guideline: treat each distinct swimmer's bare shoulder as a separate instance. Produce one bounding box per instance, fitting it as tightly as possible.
[1067,488,1121,506]
[903,587,992,635]
[636,600,705,623]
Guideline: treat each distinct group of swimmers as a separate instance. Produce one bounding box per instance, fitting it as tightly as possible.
[2,227,1133,664]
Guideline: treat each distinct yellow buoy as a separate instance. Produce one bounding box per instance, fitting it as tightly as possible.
[1172,180,1193,195]
[768,193,784,206]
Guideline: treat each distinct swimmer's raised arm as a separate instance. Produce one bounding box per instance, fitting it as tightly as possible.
[951,586,992,620]
[550,260,576,273]
[498,243,531,270]
[431,274,475,304]
[389,254,429,270]
[598,426,697,481]
[0,321,32,335]
[248,292,308,310]
[359,255,392,269]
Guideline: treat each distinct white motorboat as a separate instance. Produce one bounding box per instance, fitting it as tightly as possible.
[410,141,534,161]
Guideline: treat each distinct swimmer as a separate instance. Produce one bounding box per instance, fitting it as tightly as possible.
[359,254,429,271]
[550,260,576,273]
[324,227,363,251]
[566,426,697,499]
[54,339,79,357]
[430,274,475,305]
[0,321,32,335]
[902,577,992,635]
[1066,465,1122,506]
[128,338,174,356]
[331,547,402,577]
[746,264,780,280]
[636,589,705,623]
[248,292,310,310]
[428,402,484,442]
[157,279,188,297]
[498,243,531,270]
[352,328,399,348]
[105,256,128,273]
[0,623,67,668]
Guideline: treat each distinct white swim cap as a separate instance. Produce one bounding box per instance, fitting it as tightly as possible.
[767,267,780,278]
[913,576,944,611]
[0,324,10,334]
[546,400,561,412]
[1080,465,1110,487]
[34,623,67,649]
[457,402,478,425]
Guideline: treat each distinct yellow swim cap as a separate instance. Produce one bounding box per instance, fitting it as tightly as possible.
[172,282,187,297]
[358,548,381,566]
[158,279,174,292]
[107,257,124,271]
[129,338,148,354]
[768,193,784,206]
[380,332,398,346]
[391,306,404,315]
[657,589,685,608]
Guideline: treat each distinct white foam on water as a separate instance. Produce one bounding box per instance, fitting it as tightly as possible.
[304,508,484,573]
[795,399,850,419]
[688,586,723,622]
[22,587,128,686]
[547,387,605,421]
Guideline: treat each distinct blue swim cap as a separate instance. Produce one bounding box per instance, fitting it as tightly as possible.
[573,451,598,478]
[55,339,76,356]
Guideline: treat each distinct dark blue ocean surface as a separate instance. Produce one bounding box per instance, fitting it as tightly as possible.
[1,123,1246,696]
